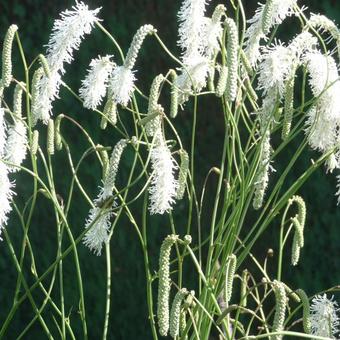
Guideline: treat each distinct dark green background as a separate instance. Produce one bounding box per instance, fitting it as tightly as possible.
[0,1,339,339]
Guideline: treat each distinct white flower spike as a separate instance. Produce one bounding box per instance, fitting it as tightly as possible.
[310,294,340,338]
[83,139,127,255]
[35,1,101,123]
[4,120,27,172]
[178,0,209,63]
[46,1,101,73]
[109,66,136,107]
[149,131,178,215]
[79,55,115,110]
[109,25,156,107]
[244,0,297,66]
[304,51,340,174]
[0,162,14,240]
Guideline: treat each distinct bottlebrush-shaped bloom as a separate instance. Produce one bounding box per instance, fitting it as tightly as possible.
[202,4,225,58]
[178,0,208,63]
[244,0,297,66]
[4,84,27,171]
[309,13,339,45]
[257,41,294,97]
[304,52,340,171]
[146,74,164,137]
[83,139,127,255]
[304,52,340,122]
[4,119,27,172]
[310,294,340,338]
[309,13,340,59]
[149,131,178,215]
[253,130,272,210]
[46,1,101,73]
[224,18,239,102]
[83,207,112,256]
[175,55,210,105]
[0,162,14,240]
[176,0,213,105]
[34,1,101,123]
[34,71,61,124]
[109,66,136,107]
[252,88,277,210]
[288,31,317,61]
[79,55,115,110]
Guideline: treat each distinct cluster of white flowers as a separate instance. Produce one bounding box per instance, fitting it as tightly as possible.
[258,42,294,97]
[0,107,11,239]
[5,84,27,172]
[108,66,136,107]
[178,0,208,62]
[203,5,225,58]
[309,13,340,56]
[310,294,340,338]
[253,29,317,209]
[0,161,14,239]
[175,56,210,104]
[79,55,115,110]
[304,51,340,173]
[0,82,28,239]
[83,207,112,256]
[4,120,27,172]
[244,0,297,67]
[176,0,226,104]
[253,40,293,208]
[149,130,178,215]
[32,1,101,124]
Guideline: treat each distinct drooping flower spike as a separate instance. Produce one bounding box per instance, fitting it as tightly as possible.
[149,129,178,215]
[1,25,18,89]
[46,1,101,74]
[176,0,211,105]
[4,84,28,172]
[34,1,101,124]
[109,25,156,107]
[203,4,226,58]
[79,55,115,110]
[308,13,340,56]
[83,139,127,255]
[244,0,297,67]
[178,0,209,63]
[303,51,340,175]
[157,234,179,336]
[0,107,14,240]
[5,120,27,172]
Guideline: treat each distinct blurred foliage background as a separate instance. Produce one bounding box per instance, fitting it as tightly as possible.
[0,0,340,339]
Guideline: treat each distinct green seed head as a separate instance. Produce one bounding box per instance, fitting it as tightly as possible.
[169,288,189,338]
[157,234,179,337]
[1,24,18,88]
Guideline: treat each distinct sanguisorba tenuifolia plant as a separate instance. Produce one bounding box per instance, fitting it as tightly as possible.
[1,0,340,338]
